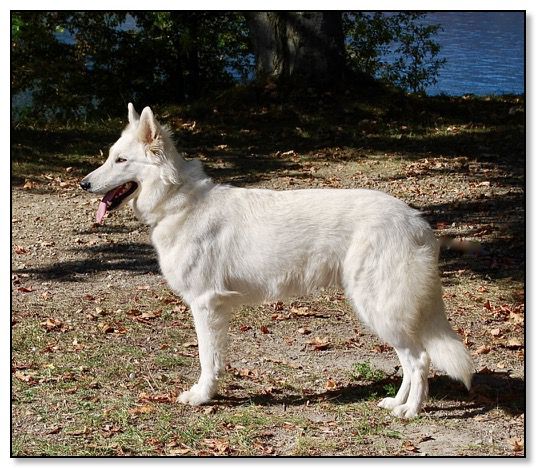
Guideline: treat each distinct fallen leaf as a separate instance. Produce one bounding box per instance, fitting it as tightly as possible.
[41,318,66,332]
[260,325,271,334]
[128,404,154,415]
[71,338,84,352]
[372,343,392,353]
[263,357,302,369]
[271,313,290,321]
[135,310,162,324]
[290,306,329,318]
[14,245,28,254]
[17,286,34,293]
[280,150,295,157]
[235,367,260,380]
[23,180,38,189]
[474,345,491,355]
[282,421,298,430]
[325,378,337,390]
[490,328,502,337]
[203,438,230,454]
[183,341,198,348]
[173,304,188,313]
[239,325,252,332]
[307,336,331,351]
[253,442,275,455]
[505,338,523,349]
[101,424,122,438]
[509,437,524,453]
[42,342,60,353]
[45,426,63,435]
[402,440,420,453]
[67,426,91,436]
[12,362,32,371]
[169,446,192,455]
[509,312,524,326]
[97,322,115,334]
[14,370,36,384]
[297,327,311,335]
[138,391,176,404]
[141,310,161,319]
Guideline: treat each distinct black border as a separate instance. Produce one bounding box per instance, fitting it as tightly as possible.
[10,9,527,460]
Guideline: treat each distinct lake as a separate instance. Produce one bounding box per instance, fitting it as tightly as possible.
[421,11,525,96]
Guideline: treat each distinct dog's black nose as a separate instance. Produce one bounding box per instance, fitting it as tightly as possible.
[80,180,91,191]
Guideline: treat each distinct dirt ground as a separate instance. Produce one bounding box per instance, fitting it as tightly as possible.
[11,93,525,456]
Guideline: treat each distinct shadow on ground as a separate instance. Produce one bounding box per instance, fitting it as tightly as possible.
[13,242,159,281]
[218,371,524,419]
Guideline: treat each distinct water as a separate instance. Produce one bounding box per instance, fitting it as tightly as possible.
[422,12,525,96]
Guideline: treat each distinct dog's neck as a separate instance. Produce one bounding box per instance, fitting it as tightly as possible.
[131,156,214,228]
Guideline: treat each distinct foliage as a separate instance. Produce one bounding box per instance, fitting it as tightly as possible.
[11,11,446,120]
[344,12,446,93]
[11,12,252,120]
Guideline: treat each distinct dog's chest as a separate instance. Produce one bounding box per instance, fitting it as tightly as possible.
[150,216,215,297]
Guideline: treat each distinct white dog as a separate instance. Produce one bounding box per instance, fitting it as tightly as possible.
[81,104,473,418]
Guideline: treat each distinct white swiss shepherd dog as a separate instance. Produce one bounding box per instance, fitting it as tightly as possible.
[81,103,473,418]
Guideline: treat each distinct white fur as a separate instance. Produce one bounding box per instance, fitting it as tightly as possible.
[81,104,474,418]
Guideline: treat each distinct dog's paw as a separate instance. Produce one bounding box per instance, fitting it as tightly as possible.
[390,403,419,419]
[378,397,401,410]
[178,385,212,406]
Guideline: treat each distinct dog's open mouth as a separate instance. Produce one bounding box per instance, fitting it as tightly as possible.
[96,181,138,224]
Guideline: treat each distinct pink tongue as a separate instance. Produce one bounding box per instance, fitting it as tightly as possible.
[95,187,121,224]
[96,201,108,224]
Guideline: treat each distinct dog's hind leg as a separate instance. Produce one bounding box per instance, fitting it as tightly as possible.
[386,344,430,418]
[344,265,432,417]
[178,296,232,406]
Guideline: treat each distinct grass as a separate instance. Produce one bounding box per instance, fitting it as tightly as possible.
[350,361,386,383]
[11,88,525,456]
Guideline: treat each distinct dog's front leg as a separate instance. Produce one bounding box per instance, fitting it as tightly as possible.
[178,301,231,406]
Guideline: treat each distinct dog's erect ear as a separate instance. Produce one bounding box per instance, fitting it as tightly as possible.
[128,102,139,125]
[138,107,160,144]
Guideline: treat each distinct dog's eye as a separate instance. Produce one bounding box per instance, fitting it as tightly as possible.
[116,157,127,163]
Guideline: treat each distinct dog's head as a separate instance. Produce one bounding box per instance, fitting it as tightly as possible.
[81,103,179,224]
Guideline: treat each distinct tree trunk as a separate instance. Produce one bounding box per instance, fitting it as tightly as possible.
[245,12,345,84]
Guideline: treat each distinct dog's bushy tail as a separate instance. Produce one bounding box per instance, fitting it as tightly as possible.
[422,300,474,390]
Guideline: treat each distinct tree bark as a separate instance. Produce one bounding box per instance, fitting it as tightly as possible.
[245,12,345,84]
